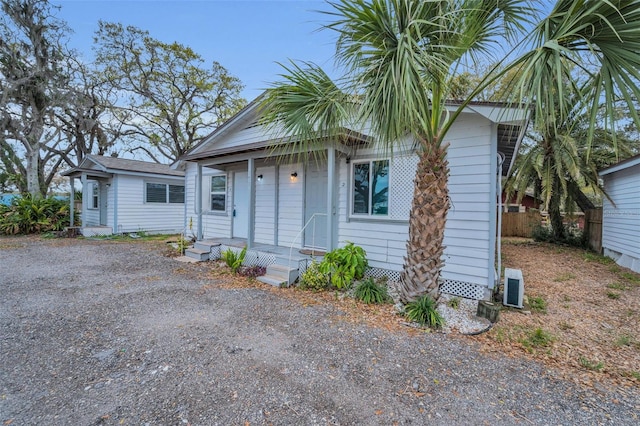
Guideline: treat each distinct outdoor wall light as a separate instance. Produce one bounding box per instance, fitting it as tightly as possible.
[290,171,298,181]
[257,174,263,182]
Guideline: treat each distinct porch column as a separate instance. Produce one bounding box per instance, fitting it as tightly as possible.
[69,177,75,227]
[80,173,87,228]
[196,163,203,240]
[247,157,255,249]
[326,146,336,251]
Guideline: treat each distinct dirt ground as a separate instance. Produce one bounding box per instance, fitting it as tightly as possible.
[2,235,639,425]
[473,238,640,390]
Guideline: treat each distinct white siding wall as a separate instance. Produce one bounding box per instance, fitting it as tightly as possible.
[278,162,304,248]
[602,164,640,272]
[185,162,232,239]
[115,175,184,234]
[337,114,495,288]
[254,165,276,245]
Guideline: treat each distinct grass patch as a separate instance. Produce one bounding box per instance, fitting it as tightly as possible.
[615,335,632,347]
[554,272,576,282]
[582,252,614,264]
[521,328,554,350]
[446,296,461,310]
[579,357,604,372]
[620,272,640,284]
[528,295,547,313]
[630,371,640,381]
[607,291,621,300]
[607,282,627,291]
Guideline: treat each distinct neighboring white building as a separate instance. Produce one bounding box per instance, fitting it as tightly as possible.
[599,154,640,273]
[178,97,526,300]
[63,155,185,236]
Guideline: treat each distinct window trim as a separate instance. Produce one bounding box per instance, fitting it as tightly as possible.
[88,182,99,210]
[145,181,185,204]
[350,158,390,218]
[209,174,227,212]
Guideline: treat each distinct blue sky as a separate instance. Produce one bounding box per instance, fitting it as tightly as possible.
[53,0,338,101]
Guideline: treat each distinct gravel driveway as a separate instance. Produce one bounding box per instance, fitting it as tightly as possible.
[1,237,638,425]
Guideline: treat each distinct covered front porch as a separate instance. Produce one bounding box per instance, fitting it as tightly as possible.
[61,168,112,237]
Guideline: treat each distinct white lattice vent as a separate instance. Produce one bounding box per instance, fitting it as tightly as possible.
[209,245,221,261]
[440,279,485,300]
[364,267,401,283]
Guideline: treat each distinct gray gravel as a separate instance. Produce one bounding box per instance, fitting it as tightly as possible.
[1,237,638,425]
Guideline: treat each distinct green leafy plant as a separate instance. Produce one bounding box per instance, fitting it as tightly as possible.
[353,277,390,304]
[299,260,329,291]
[615,334,632,347]
[221,247,247,274]
[446,296,461,310]
[405,295,445,329]
[0,195,71,235]
[318,242,368,290]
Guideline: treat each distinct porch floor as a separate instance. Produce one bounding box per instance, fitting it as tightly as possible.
[199,238,326,259]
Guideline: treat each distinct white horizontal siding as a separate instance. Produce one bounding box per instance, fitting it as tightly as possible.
[337,114,495,287]
[184,162,232,239]
[602,165,640,259]
[277,162,304,248]
[254,166,276,245]
[115,175,184,234]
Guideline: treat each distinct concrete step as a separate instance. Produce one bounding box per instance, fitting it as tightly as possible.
[184,248,210,262]
[194,241,220,252]
[266,264,299,284]
[257,274,289,287]
[274,254,307,269]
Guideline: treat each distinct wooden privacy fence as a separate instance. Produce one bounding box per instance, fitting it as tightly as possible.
[501,211,541,238]
[584,208,603,253]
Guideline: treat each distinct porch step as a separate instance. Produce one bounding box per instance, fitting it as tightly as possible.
[184,248,210,262]
[257,274,289,287]
[257,263,299,287]
[274,254,307,269]
[194,240,221,252]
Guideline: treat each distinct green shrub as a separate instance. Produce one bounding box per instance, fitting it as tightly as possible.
[405,295,445,329]
[0,195,71,235]
[318,242,368,290]
[353,277,390,304]
[299,260,329,291]
[221,247,246,274]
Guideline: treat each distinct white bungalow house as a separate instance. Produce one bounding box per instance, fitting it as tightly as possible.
[599,154,640,273]
[62,155,185,236]
[178,97,526,300]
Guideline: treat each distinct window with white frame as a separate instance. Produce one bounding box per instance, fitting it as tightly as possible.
[90,183,99,209]
[210,175,227,211]
[145,182,184,204]
[352,159,389,216]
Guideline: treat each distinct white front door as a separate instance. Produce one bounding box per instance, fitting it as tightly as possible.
[304,163,328,249]
[233,171,249,239]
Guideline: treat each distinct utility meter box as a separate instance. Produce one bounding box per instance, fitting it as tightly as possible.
[503,268,524,308]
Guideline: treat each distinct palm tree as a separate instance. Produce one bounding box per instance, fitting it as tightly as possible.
[261,0,640,303]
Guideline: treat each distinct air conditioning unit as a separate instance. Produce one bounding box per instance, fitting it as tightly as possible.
[503,268,524,308]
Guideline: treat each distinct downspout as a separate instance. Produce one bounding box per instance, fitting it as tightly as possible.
[274,164,279,246]
[496,152,506,290]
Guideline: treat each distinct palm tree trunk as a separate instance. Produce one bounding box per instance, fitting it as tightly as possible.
[548,182,565,241]
[397,145,449,303]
